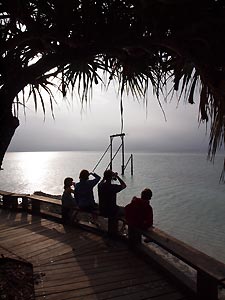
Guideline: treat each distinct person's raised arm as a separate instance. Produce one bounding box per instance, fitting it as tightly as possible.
[89,172,101,186]
[115,173,126,190]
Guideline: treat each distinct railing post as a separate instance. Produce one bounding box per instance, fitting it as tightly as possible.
[2,195,18,210]
[108,217,119,237]
[197,271,218,300]
[22,197,29,211]
[2,195,11,209]
[128,226,142,248]
[11,196,19,210]
[31,199,40,214]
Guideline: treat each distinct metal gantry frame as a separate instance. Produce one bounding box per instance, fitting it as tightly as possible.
[108,133,133,175]
[109,133,125,174]
[92,133,133,175]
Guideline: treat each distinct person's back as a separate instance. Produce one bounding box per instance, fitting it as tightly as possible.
[61,177,76,223]
[98,170,126,217]
[125,188,153,230]
[98,181,119,217]
[62,187,75,208]
[75,170,100,211]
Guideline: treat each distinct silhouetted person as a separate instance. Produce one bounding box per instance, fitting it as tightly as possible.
[62,177,76,224]
[125,188,153,230]
[98,170,126,218]
[74,169,100,212]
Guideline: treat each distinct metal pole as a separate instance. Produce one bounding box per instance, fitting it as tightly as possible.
[92,144,111,173]
[131,154,134,176]
[121,135,125,175]
[110,136,113,171]
[106,144,122,170]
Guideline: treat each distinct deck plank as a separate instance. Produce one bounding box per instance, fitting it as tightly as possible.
[35,265,161,287]
[0,211,191,300]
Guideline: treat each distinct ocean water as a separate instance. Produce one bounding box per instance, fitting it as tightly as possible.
[0,151,225,263]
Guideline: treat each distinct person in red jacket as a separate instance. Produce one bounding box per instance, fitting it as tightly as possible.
[125,188,153,230]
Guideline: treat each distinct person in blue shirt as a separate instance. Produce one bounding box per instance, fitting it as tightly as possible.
[74,169,101,212]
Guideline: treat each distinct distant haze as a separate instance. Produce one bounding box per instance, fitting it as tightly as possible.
[8,85,209,153]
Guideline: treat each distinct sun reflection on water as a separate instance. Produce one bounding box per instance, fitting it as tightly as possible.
[18,152,56,189]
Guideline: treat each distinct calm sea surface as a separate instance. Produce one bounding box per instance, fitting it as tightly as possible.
[0,151,225,263]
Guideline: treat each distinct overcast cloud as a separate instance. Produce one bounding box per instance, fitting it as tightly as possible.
[8,84,209,153]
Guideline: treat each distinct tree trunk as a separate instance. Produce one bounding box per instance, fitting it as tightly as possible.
[0,112,19,169]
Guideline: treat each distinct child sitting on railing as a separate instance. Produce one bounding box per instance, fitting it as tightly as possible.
[62,177,76,224]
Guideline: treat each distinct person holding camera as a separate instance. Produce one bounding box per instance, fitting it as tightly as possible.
[98,169,126,218]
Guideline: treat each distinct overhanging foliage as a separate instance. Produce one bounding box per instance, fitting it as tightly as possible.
[0,0,224,176]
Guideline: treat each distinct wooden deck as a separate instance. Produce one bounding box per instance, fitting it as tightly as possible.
[0,209,191,300]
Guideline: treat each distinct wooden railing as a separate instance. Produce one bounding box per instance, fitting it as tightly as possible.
[127,227,225,300]
[0,190,225,300]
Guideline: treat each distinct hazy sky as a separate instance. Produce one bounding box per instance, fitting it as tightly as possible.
[8,83,210,153]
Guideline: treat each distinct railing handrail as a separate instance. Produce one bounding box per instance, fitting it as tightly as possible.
[143,227,225,281]
[126,226,225,300]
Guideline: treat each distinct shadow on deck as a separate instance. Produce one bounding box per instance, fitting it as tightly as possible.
[0,209,191,300]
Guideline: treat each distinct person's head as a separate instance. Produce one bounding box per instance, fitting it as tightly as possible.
[103,169,113,181]
[79,169,89,180]
[141,188,152,201]
[64,177,73,189]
